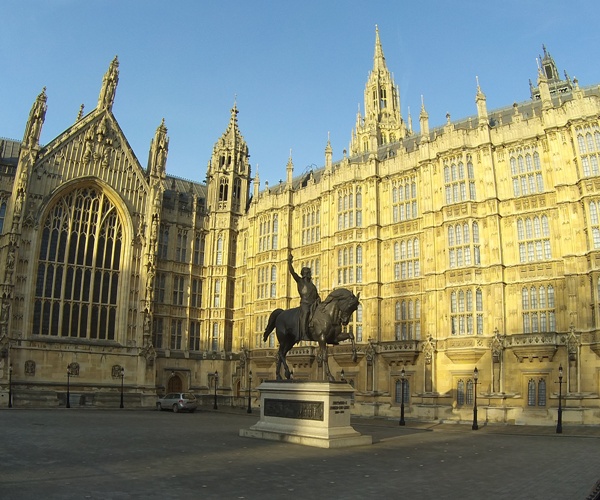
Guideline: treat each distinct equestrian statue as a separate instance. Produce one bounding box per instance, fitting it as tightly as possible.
[263,254,360,381]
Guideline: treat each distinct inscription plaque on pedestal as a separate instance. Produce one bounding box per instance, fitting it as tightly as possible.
[239,381,372,448]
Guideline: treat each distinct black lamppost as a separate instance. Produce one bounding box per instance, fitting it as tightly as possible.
[556,364,563,434]
[120,367,125,409]
[340,369,345,382]
[66,365,71,409]
[213,370,219,410]
[8,364,13,408]
[246,370,252,414]
[399,367,406,426]
[472,367,479,430]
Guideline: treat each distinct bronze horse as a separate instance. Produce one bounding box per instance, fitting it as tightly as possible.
[263,288,360,381]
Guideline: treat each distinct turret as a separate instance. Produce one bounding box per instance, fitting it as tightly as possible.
[207,103,251,214]
[286,150,294,186]
[349,26,406,156]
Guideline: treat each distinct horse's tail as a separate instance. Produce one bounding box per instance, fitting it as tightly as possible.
[264,309,284,342]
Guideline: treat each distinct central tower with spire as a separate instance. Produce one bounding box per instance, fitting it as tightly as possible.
[349,26,407,156]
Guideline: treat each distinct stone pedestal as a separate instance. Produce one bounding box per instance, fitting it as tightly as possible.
[239,381,372,448]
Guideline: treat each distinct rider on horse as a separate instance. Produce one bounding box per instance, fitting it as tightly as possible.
[288,253,321,341]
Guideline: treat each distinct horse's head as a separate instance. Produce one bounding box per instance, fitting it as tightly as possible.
[338,291,360,326]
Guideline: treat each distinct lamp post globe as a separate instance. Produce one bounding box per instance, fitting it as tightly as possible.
[472,367,479,430]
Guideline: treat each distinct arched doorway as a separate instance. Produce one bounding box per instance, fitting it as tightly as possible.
[168,374,183,393]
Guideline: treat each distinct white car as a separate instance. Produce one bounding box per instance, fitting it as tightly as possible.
[156,392,198,413]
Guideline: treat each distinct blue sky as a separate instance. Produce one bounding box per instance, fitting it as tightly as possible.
[2,1,599,186]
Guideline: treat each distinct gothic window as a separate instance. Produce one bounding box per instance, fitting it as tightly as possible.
[219,178,229,202]
[0,200,6,234]
[522,285,555,333]
[211,322,219,351]
[392,177,418,222]
[193,233,205,266]
[337,186,362,230]
[155,272,166,303]
[448,222,480,268]
[214,280,221,308]
[270,265,277,298]
[510,147,544,196]
[258,213,278,252]
[172,275,185,306]
[337,245,362,285]
[527,378,547,406]
[272,215,278,250]
[170,319,182,350]
[216,235,223,265]
[175,230,187,262]
[153,317,163,348]
[190,278,202,308]
[158,224,169,259]
[394,238,421,279]
[443,155,476,205]
[576,125,600,177]
[189,320,200,351]
[33,186,122,340]
[457,379,465,406]
[233,178,242,208]
[450,288,483,335]
[395,299,421,340]
[457,378,474,407]
[517,215,551,263]
[301,205,321,245]
[589,201,600,249]
[394,379,410,403]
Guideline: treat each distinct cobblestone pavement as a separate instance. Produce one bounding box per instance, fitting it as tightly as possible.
[1,406,599,500]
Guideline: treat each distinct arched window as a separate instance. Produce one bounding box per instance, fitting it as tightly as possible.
[395,379,410,403]
[33,187,122,340]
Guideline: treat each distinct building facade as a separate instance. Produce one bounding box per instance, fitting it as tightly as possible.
[2,32,600,425]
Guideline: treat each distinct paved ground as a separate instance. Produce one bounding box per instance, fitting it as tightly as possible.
[1,405,599,500]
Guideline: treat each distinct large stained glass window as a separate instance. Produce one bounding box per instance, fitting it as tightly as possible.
[33,186,122,340]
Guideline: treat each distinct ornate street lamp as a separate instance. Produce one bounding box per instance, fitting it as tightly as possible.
[8,364,13,408]
[66,365,71,409]
[472,367,479,430]
[399,367,406,426]
[556,364,563,434]
[247,370,252,414]
[120,367,125,409]
[213,370,219,410]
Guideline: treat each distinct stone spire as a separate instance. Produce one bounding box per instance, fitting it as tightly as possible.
[97,56,119,111]
[475,76,488,124]
[349,26,405,156]
[148,118,169,179]
[23,87,47,147]
[286,149,294,186]
[419,95,429,140]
